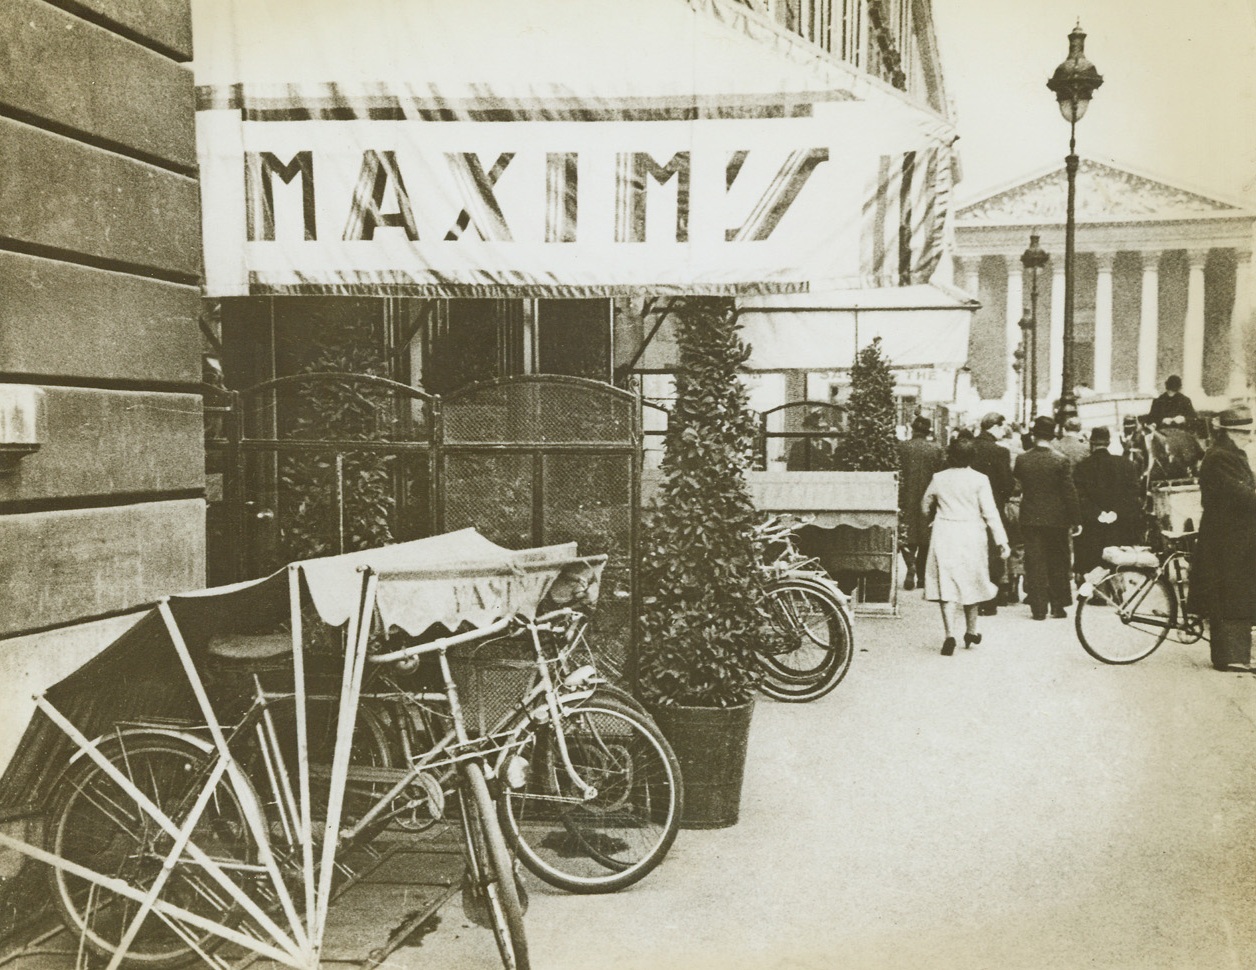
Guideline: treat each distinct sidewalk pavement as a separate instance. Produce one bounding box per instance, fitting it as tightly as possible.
[396,587,1256,970]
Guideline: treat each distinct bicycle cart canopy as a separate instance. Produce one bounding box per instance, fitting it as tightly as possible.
[0,529,605,969]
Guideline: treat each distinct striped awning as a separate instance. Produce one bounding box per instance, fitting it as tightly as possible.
[193,0,956,298]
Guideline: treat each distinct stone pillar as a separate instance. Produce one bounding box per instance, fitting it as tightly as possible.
[956,255,980,298]
[1005,260,1023,412]
[1049,260,1066,403]
[1230,249,1253,397]
[1137,251,1161,395]
[1182,248,1209,400]
[1092,252,1115,395]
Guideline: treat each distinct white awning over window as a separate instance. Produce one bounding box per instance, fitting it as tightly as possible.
[631,282,977,371]
[737,283,978,370]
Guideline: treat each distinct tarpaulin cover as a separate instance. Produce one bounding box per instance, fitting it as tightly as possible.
[0,529,602,815]
[193,0,955,297]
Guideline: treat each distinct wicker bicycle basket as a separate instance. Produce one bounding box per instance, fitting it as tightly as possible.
[446,633,538,737]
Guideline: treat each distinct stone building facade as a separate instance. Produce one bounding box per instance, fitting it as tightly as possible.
[954,161,1254,417]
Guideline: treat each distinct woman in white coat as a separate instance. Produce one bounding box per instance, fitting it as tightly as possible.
[922,436,1010,655]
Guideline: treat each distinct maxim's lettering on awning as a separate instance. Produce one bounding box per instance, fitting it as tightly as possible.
[197,105,955,297]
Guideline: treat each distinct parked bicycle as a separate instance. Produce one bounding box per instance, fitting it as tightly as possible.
[1074,529,1205,664]
[751,514,854,702]
[44,605,681,970]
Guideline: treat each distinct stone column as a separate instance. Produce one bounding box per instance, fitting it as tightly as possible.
[1137,251,1160,395]
[1092,252,1115,395]
[956,255,980,298]
[1049,260,1066,403]
[1182,248,1209,400]
[1230,249,1253,397]
[1005,260,1023,413]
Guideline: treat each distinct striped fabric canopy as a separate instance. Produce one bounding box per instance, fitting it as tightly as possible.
[193,0,956,298]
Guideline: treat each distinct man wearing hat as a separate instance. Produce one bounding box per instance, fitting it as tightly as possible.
[972,412,1015,613]
[1188,406,1256,671]
[1055,416,1090,467]
[1147,374,1196,429]
[1072,426,1143,576]
[897,415,945,591]
[787,408,837,471]
[1014,415,1081,620]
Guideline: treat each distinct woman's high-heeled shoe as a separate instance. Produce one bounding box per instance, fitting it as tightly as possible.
[964,632,982,649]
[941,637,956,656]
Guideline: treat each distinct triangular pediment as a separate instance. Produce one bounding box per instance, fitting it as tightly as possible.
[957,160,1248,225]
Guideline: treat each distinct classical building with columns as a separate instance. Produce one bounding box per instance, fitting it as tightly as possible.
[954,160,1254,420]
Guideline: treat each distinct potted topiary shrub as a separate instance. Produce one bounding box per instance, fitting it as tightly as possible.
[638,296,763,828]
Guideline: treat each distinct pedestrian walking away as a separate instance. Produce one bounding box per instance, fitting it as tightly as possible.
[1187,406,1256,672]
[1014,415,1081,620]
[921,436,1010,655]
[1072,425,1143,577]
[897,414,945,591]
[1055,416,1090,468]
[972,411,1015,614]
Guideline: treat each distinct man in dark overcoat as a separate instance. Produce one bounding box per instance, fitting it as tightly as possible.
[972,412,1015,614]
[1146,374,1196,428]
[896,415,944,591]
[1187,406,1256,671]
[1072,426,1143,576]
[1014,415,1081,620]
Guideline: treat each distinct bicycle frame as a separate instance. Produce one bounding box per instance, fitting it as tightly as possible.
[220,612,604,855]
[1081,549,1196,637]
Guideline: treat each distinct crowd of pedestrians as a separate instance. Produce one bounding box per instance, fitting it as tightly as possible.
[899,376,1256,669]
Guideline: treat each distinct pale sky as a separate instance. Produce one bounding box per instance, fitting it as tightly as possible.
[931,0,1256,207]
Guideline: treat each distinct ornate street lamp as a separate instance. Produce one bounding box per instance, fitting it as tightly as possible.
[1012,344,1026,425]
[1020,232,1049,420]
[1046,22,1103,426]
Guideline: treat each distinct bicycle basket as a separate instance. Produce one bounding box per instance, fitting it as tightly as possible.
[446,634,538,737]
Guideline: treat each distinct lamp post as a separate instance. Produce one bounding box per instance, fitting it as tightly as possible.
[1020,232,1048,419]
[1012,344,1026,425]
[1046,22,1103,427]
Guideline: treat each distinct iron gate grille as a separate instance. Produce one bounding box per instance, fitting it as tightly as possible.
[439,377,640,684]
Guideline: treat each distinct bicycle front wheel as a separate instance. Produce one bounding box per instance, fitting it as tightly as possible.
[46,733,257,968]
[756,581,852,702]
[1076,567,1175,664]
[459,761,529,970]
[499,696,682,894]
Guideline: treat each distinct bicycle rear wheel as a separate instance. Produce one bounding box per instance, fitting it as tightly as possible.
[1075,567,1175,664]
[498,696,682,894]
[459,762,529,970]
[756,580,852,702]
[46,732,257,968]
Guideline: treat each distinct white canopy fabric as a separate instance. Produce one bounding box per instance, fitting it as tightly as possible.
[171,528,594,633]
[193,0,955,297]
[737,283,977,369]
[633,283,977,371]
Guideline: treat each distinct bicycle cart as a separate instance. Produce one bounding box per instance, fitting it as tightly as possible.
[0,529,607,970]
